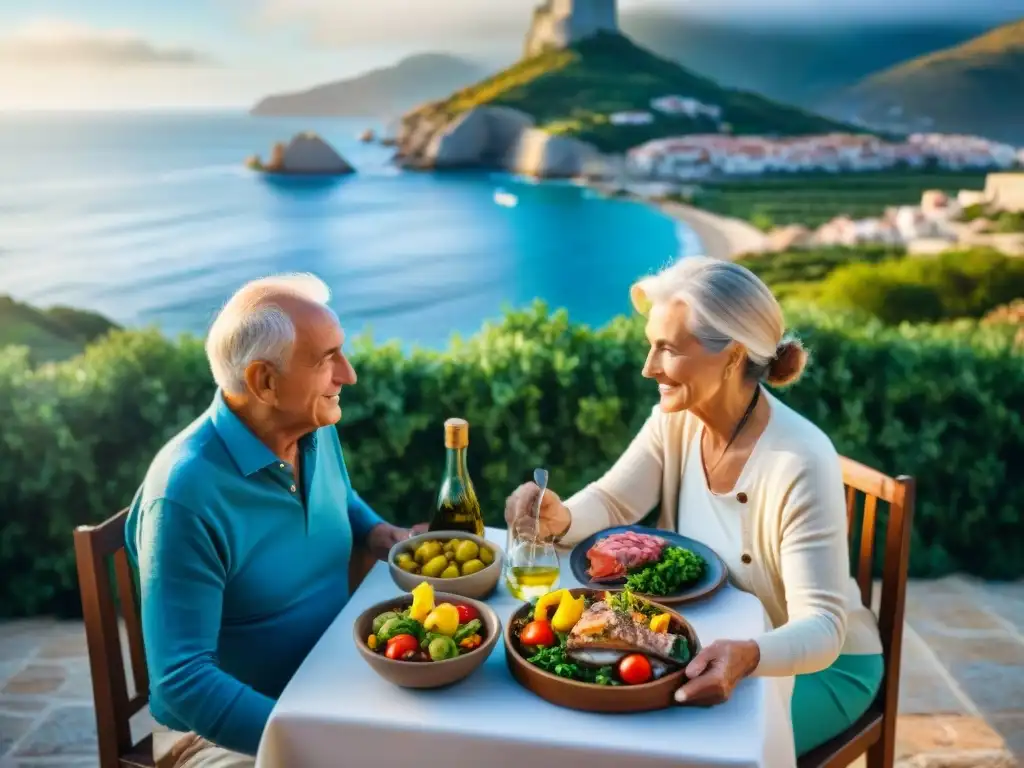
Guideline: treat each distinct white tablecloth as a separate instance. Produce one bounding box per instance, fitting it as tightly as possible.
[256,527,796,768]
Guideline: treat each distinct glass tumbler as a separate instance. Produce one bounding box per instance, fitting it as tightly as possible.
[504,514,561,601]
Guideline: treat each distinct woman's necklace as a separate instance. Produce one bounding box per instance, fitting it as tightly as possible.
[703,385,761,482]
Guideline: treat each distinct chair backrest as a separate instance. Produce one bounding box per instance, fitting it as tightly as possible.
[74,508,154,768]
[839,456,916,764]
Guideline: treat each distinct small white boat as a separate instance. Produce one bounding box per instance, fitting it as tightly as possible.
[494,189,518,207]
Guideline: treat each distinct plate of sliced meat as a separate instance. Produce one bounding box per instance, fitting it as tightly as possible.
[568,525,728,605]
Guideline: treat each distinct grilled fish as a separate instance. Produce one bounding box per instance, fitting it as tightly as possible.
[565,601,691,666]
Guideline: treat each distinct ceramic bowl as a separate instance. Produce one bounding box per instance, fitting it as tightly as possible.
[503,587,702,712]
[354,591,500,688]
[388,530,503,600]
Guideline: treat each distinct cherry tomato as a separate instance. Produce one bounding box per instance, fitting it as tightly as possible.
[455,604,479,624]
[384,634,420,661]
[519,620,556,648]
[618,653,653,685]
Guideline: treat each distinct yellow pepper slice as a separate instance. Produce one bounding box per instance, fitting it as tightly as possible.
[551,592,586,633]
[367,634,378,650]
[534,589,568,622]
[650,613,671,633]
[409,581,435,622]
[424,603,460,636]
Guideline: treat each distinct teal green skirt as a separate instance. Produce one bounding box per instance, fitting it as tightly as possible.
[792,653,884,756]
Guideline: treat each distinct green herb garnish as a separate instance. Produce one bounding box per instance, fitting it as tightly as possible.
[625,546,706,595]
[526,637,620,685]
[607,587,657,618]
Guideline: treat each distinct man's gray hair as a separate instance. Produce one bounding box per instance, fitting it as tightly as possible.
[205,273,331,394]
[631,256,796,380]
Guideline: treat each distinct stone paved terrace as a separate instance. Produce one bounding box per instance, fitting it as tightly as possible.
[1,576,1021,768]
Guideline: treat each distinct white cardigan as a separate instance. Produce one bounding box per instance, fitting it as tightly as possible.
[560,390,883,677]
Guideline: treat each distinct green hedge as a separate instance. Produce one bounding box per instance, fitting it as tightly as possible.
[736,246,903,301]
[817,248,1024,324]
[1,302,1021,617]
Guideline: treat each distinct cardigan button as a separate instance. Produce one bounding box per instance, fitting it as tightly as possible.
[741,553,752,565]
[736,492,748,503]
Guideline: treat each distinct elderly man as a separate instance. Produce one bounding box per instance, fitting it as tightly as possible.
[125,273,420,767]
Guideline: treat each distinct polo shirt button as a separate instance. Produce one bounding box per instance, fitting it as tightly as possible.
[736,492,748,503]
[279,463,286,469]
[289,484,297,493]
[741,553,752,565]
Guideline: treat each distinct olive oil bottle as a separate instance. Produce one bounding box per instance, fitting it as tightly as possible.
[428,418,485,536]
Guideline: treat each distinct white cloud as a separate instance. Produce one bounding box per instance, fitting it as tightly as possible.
[0,19,216,67]
[253,0,545,47]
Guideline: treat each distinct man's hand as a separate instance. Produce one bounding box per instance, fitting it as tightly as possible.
[365,522,429,560]
[674,639,761,706]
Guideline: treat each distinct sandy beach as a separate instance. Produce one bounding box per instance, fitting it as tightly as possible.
[583,179,768,261]
[654,200,768,261]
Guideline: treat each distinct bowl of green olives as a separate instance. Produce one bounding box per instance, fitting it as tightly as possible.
[388,531,503,600]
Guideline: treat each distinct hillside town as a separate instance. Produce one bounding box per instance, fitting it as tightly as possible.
[624,127,1023,179]
[761,172,1024,254]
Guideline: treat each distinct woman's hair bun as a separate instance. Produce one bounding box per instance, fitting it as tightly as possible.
[766,337,808,387]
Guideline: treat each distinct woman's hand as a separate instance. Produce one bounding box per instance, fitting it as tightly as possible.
[504,481,571,540]
[674,639,761,706]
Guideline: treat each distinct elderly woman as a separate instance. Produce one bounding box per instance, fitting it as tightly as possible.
[504,256,883,756]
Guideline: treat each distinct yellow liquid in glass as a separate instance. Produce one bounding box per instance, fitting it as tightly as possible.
[506,565,561,601]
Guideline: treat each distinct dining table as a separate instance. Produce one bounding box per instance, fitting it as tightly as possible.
[254,526,797,768]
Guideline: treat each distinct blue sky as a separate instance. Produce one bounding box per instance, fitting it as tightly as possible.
[1,0,1022,110]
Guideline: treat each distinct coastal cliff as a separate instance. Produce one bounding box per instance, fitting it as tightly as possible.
[395,105,602,178]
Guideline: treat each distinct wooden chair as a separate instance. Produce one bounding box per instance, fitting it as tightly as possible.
[74,507,159,768]
[74,508,381,768]
[797,457,916,768]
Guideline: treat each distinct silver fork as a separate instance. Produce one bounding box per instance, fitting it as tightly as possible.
[533,467,549,521]
[530,468,549,559]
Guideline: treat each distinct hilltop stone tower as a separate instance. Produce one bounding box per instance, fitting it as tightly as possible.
[524,0,618,58]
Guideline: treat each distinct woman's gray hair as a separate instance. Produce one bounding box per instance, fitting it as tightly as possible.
[205,273,332,394]
[631,256,807,386]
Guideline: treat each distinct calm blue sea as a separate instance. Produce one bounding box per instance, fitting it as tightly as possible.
[0,112,697,350]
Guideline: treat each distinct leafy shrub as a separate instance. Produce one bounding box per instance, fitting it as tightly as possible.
[981,299,1024,326]
[960,204,1024,233]
[982,300,1024,349]
[0,294,119,364]
[960,202,989,221]
[749,211,775,232]
[737,245,901,286]
[0,302,1021,617]
[993,210,1024,234]
[816,248,1024,324]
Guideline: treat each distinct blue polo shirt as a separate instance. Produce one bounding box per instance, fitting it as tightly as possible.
[124,391,384,756]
